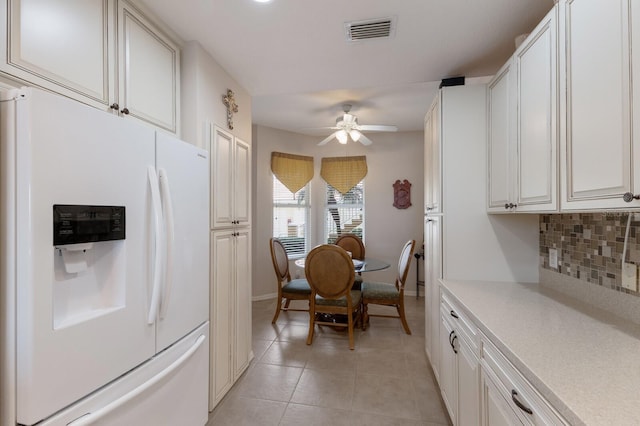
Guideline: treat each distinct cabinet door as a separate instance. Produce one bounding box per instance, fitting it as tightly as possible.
[425,216,441,379]
[487,61,514,212]
[118,1,180,134]
[515,8,558,212]
[234,138,251,227]
[1,0,115,106]
[481,372,524,426]
[234,228,252,379]
[210,230,234,409]
[439,314,457,425]
[561,0,632,209]
[457,337,480,426]
[210,126,234,229]
[424,108,433,215]
[429,97,442,214]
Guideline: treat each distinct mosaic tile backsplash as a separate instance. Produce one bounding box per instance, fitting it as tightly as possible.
[540,213,640,297]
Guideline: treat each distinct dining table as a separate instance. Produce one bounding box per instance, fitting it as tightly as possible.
[294,256,390,326]
[294,256,390,273]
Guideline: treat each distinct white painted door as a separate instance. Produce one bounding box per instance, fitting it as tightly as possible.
[14,88,156,425]
[457,337,480,426]
[439,314,457,425]
[425,215,442,379]
[487,61,514,212]
[561,0,632,209]
[118,1,179,133]
[234,228,252,378]
[515,7,558,212]
[234,138,251,227]
[155,133,210,352]
[210,125,234,229]
[481,372,524,426]
[1,0,115,106]
[210,229,234,409]
[429,97,442,214]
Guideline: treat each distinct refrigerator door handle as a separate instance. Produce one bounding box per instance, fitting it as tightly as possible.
[158,168,175,319]
[66,334,206,426]
[147,166,164,325]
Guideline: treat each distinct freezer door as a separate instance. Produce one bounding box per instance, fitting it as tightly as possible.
[155,132,210,352]
[40,322,209,426]
[13,88,157,425]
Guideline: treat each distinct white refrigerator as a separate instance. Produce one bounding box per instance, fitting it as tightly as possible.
[0,87,210,425]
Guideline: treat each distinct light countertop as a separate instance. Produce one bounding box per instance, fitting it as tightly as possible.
[440,279,640,426]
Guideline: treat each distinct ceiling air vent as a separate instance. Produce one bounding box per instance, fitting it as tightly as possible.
[345,17,395,42]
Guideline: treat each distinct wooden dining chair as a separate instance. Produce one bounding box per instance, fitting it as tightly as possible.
[304,244,363,350]
[269,238,311,324]
[334,233,365,260]
[361,239,416,334]
[335,233,365,289]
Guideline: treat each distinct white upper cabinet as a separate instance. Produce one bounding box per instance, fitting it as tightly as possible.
[210,125,251,229]
[0,0,180,134]
[118,1,180,133]
[488,5,558,213]
[487,62,514,212]
[1,0,115,105]
[560,0,634,209]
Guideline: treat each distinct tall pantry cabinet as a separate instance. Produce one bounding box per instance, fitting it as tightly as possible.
[423,85,539,425]
[209,125,252,410]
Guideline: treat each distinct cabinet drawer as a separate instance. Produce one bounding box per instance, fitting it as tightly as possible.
[441,292,479,355]
[480,336,567,425]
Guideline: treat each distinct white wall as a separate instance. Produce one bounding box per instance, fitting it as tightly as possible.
[253,125,425,299]
[181,41,252,149]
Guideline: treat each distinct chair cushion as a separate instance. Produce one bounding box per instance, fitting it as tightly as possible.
[283,278,311,294]
[316,290,362,307]
[361,282,400,301]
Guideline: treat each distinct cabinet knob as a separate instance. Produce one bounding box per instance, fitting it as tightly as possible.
[109,103,119,110]
[504,202,517,209]
[623,192,640,203]
[121,107,130,115]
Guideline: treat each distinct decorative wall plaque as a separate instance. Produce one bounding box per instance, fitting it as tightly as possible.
[393,179,412,209]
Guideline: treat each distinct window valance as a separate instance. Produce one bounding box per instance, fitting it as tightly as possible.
[320,156,368,194]
[271,152,314,194]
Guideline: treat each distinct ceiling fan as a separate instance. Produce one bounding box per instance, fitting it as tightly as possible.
[317,104,397,146]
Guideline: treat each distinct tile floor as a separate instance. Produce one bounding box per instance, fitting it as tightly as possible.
[207,296,451,425]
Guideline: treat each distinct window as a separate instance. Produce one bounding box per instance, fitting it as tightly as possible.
[273,175,310,257]
[325,181,364,244]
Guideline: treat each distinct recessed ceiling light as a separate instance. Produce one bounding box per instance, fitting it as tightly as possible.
[254,0,272,3]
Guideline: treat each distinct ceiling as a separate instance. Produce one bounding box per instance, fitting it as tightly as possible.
[139,0,554,139]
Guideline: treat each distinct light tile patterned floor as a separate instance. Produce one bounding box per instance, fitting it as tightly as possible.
[207,296,451,425]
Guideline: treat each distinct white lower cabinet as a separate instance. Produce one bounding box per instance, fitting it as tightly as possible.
[480,337,567,425]
[481,370,525,426]
[437,289,568,426]
[438,294,480,426]
[210,227,252,410]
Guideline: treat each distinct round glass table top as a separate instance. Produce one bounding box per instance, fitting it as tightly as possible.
[294,257,390,273]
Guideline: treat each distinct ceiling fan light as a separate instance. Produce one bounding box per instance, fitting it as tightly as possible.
[336,130,348,144]
[349,129,361,142]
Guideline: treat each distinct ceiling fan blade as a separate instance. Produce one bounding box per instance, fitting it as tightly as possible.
[318,131,338,146]
[357,124,398,132]
[301,126,341,131]
[358,134,373,146]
